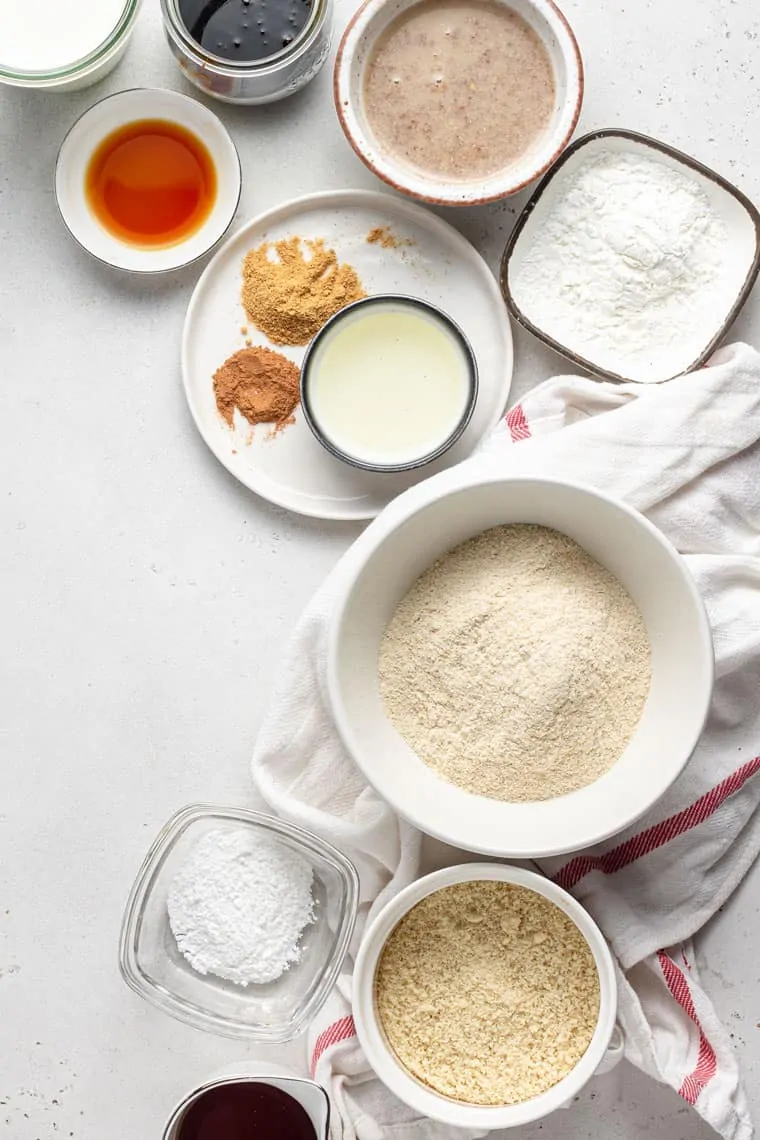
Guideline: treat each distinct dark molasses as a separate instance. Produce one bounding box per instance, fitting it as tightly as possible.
[177,0,314,61]
[177,1082,318,1140]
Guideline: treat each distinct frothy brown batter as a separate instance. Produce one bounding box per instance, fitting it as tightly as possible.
[363,0,556,182]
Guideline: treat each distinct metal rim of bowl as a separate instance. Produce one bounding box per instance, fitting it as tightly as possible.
[300,294,480,474]
[500,127,760,383]
[332,0,585,207]
[54,87,243,276]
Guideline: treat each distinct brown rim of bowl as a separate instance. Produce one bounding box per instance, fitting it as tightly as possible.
[500,127,760,384]
[332,0,584,208]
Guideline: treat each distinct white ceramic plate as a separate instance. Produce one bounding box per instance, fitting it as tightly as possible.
[55,88,241,273]
[182,190,513,520]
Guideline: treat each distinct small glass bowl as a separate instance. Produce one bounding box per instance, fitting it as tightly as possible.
[119,804,359,1042]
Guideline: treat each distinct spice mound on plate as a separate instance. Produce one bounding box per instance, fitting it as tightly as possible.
[213,345,301,436]
[167,828,315,986]
[379,524,651,802]
[366,226,413,249]
[241,236,366,346]
[375,881,600,1105]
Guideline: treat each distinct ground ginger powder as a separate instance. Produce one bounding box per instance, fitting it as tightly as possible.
[375,881,600,1106]
[241,236,366,346]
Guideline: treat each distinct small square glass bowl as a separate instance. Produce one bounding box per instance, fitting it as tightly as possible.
[119,804,359,1042]
[501,129,760,383]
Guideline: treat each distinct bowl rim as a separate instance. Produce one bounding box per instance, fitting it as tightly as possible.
[299,293,480,473]
[54,87,242,276]
[352,862,618,1128]
[118,802,360,1042]
[333,0,584,207]
[500,127,760,383]
[326,474,715,858]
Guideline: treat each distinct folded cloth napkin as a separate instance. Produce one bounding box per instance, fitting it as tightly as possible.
[252,342,760,1140]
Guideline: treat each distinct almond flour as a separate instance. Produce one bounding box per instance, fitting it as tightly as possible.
[375,881,600,1105]
[378,524,651,802]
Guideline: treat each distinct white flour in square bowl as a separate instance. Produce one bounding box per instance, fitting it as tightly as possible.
[509,150,746,382]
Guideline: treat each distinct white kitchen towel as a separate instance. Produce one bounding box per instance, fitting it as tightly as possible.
[252,342,760,1140]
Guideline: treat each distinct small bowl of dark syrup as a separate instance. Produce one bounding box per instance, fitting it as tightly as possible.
[160,0,334,104]
[163,1072,329,1140]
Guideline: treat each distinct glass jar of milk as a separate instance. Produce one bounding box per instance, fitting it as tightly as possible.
[0,0,142,91]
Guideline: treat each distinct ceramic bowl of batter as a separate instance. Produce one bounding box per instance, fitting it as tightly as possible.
[334,0,583,206]
[327,475,714,857]
[353,864,622,1129]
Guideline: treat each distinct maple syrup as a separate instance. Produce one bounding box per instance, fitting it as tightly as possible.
[176,1082,318,1140]
[85,119,217,248]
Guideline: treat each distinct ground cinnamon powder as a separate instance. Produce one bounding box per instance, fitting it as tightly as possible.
[241,236,365,346]
[213,346,300,435]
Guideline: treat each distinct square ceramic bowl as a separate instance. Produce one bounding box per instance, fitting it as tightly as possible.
[334,0,583,206]
[327,476,714,858]
[119,804,359,1042]
[501,129,760,382]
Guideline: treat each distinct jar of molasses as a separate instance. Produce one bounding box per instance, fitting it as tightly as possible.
[160,0,333,104]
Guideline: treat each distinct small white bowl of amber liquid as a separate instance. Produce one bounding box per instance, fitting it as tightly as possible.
[334,0,584,206]
[353,863,622,1130]
[55,87,241,273]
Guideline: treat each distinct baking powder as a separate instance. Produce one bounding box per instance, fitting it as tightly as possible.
[167,829,315,986]
[510,150,734,382]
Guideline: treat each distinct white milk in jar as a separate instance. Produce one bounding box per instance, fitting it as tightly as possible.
[0,0,141,90]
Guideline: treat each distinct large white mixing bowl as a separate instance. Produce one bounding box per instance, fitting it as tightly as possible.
[327,477,713,857]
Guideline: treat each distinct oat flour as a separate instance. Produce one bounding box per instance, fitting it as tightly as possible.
[379,524,651,802]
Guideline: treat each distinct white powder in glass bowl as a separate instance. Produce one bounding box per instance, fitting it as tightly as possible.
[167,829,315,986]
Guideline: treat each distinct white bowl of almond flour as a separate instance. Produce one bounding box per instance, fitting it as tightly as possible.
[334,0,584,206]
[327,476,714,857]
[353,863,619,1128]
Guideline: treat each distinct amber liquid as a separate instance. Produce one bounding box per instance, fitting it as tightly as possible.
[177,1083,318,1140]
[85,120,217,248]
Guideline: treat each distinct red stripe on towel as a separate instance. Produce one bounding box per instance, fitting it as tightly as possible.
[553,755,760,891]
[658,951,718,1105]
[505,404,531,441]
[310,1016,356,1077]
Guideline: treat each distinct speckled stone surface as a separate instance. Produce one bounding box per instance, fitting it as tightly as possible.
[1,0,759,1136]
